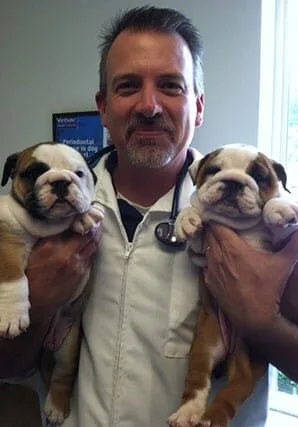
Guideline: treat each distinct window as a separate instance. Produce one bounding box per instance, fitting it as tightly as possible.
[258,0,298,425]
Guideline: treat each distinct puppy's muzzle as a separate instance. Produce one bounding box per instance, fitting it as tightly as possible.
[51,179,70,199]
[222,179,244,200]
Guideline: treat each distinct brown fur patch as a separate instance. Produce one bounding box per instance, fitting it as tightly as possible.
[247,153,281,202]
[0,221,27,280]
[5,142,56,205]
[194,149,223,188]
[12,144,46,205]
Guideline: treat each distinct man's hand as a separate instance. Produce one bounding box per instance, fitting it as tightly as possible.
[203,223,298,337]
[0,224,101,379]
[27,225,101,319]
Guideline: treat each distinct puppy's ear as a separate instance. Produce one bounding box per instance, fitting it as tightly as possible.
[272,161,290,193]
[1,153,19,186]
[190,149,222,186]
[189,154,212,184]
[189,159,201,184]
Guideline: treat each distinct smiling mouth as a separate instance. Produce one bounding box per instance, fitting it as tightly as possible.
[127,124,172,137]
[132,129,170,136]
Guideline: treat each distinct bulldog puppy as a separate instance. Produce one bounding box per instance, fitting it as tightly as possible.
[0,141,104,424]
[168,144,298,427]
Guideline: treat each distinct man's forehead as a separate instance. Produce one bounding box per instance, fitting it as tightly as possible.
[106,30,194,78]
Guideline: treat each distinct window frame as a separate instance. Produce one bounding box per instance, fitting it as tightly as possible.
[258,0,298,421]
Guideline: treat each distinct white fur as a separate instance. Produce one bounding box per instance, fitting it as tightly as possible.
[0,143,103,339]
[263,197,298,245]
[44,393,69,425]
[168,388,210,427]
[0,277,30,337]
[174,206,203,241]
[171,146,298,426]
[175,146,298,251]
[72,202,105,235]
[32,145,94,219]
[0,195,75,238]
[209,146,257,171]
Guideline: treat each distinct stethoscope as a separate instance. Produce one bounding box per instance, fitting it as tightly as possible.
[88,146,192,250]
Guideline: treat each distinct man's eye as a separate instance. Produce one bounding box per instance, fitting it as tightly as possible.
[160,82,184,95]
[116,81,138,95]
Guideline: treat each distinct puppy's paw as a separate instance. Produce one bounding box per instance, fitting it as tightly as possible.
[44,393,70,425]
[0,278,30,338]
[175,207,203,241]
[187,238,207,267]
[168,401,203,427]
[263,198,298,228]
[0,306,30,338]
[198,405,230,427]
[72,203,104,235]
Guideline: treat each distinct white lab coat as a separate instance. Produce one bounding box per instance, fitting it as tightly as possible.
[63,149,269,427]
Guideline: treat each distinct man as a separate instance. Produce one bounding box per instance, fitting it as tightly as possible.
[1,6,298,427]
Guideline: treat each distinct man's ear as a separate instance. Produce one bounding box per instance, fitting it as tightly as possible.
[95,91,107,127]
[272,161,291,193]
[1,152,19,186]
[195,94,204,127]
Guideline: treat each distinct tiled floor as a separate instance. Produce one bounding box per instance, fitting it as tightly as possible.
[0,383,42,427]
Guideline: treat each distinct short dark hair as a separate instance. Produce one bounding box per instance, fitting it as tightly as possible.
[98,6,204,98]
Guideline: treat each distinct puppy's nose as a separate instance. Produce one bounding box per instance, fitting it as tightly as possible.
[51,179,70,198]
[222,179,243,198]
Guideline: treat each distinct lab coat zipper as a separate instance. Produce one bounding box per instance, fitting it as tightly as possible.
[110,219,146,426]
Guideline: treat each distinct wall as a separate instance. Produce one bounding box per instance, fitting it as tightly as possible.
[0,0,261,177]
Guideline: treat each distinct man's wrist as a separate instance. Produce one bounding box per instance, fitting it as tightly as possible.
[247,314,298,381]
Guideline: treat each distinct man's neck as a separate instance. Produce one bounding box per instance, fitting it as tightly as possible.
[113,152,188,207]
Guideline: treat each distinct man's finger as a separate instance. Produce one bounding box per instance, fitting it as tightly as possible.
[61,225,101,251]
[79,239,99,261]
[206,222,236,242]
[77,225,102,260]
[204,222,252,254]
[278,231,298,264]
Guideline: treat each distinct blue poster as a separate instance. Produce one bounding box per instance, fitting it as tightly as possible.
[52,111,105,160]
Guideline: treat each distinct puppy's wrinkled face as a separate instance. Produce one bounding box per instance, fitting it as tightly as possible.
[10,143,95,220]
[194,146,285,219]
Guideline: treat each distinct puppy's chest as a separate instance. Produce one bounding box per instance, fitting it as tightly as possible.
[0,196,37,252]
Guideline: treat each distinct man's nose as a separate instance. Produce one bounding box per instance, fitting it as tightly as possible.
[135,86,163,117]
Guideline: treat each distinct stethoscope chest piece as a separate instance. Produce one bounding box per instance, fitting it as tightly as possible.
[155,220,186,250]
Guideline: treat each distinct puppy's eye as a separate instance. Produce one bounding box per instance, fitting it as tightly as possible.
[250,169,270,186]
[204,166,221,176]
[75,170,84,178]
[20,162,49,183]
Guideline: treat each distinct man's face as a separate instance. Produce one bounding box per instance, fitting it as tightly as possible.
[97,30,204,168]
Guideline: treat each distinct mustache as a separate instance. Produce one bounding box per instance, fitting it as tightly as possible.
[126,115,173,139]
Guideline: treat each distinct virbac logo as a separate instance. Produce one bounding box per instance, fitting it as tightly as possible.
[56,117,77,128]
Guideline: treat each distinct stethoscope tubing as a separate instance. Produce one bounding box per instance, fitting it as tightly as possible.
[87,145,192,250]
